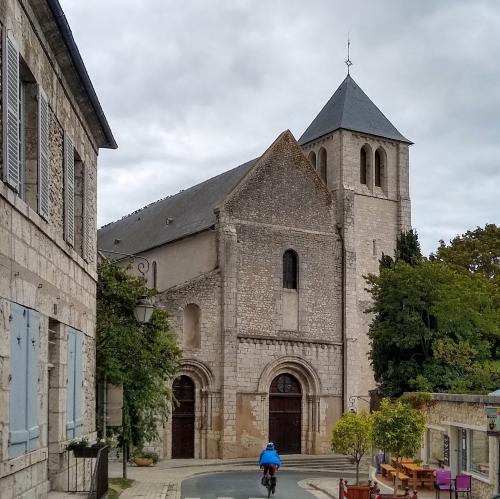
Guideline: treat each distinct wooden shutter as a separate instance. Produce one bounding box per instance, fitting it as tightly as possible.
[64,134,75,245]
[66,328,76,438]
[74,331,84,436]
[82,167,90,262]
[9,304,28,457]
[26,309,40,451]
[38,87,50,220]
[3,31,20,191]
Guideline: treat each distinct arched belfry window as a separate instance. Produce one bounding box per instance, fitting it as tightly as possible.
[308,151,316,169]
[375,148,385,188]
[283,249,298,290]
[360,147,368,185]
[318,148,327,183]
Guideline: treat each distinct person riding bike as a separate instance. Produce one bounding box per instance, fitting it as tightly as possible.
[259,442,281,494]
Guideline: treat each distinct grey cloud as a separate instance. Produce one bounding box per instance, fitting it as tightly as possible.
[63,0,500,256]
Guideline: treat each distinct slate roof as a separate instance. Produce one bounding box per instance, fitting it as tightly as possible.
[98,158,257,256]
[299,74,412,145]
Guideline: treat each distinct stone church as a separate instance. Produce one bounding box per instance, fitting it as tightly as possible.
[98,74,412,459]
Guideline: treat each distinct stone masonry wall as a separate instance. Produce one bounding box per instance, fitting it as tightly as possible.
[0,0,100,495]
[422,398,499,499]
[157,270,223,459]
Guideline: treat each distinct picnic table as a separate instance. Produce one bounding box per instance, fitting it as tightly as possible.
[401,463,436,490]
[391,458,414,468]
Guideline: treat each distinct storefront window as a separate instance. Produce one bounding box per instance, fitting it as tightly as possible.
[427,429,446,466]
[470,430,489,477]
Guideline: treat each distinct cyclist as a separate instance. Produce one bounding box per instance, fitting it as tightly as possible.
[259,442,281,494]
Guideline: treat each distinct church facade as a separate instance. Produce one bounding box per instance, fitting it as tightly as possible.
[98,75,412,459]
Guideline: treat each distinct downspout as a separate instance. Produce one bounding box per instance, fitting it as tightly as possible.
[336,223,347,413]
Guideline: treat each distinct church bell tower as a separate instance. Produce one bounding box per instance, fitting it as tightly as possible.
[299,74,412,411]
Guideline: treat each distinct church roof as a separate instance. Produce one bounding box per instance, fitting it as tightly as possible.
[299,74,412,145]
[98,158,257,256]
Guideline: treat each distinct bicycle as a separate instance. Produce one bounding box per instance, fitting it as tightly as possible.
[261,468,278,497]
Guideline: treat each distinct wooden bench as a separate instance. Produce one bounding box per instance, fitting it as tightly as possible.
[389,470,410,489]
[381,464,396,477]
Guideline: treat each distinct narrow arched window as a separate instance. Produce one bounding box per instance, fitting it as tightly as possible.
[283,249,298,290]
[183,304,201,349]
[360,147,367,184]
[375,148,384,187]
[308,151,316,169]
[318,148,327,183]
[152,261,157,290]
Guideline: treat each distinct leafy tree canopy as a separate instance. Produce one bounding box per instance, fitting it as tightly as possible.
[372,399,425,492]
[97,262,182,449]
[431,224,500,282]
[367,229,500,396]
[331,410,373,484]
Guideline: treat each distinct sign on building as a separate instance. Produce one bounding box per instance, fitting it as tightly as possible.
[486,407,500,435]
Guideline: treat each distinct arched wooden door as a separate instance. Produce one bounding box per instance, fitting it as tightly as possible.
[172,375,195,458]
[269,373,302,454]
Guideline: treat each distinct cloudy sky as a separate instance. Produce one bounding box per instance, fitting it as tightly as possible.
[62,0,500,256]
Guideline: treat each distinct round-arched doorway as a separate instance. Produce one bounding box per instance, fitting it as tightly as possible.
[269,373,302,454]
[171,375,195,458]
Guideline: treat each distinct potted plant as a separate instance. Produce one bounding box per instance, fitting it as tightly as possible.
[132,448,158,467]
[331,410,373,485]
[66,438,107,458]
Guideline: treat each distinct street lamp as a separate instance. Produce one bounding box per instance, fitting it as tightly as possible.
[133,295,154,324]
[122,295,155,479]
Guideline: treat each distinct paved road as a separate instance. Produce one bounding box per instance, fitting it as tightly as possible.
[181,470,338,499]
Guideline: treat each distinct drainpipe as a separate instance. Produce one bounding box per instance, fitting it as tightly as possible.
[336,223,347,413]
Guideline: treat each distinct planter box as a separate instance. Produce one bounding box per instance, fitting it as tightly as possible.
[72,445,100,458]
[133,457,154,467]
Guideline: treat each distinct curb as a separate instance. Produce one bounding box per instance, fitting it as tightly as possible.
[308,481,337,498]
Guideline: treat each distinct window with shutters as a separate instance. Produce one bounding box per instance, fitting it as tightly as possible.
[82,166,93,262]
[152,261,158,290]
[8,303,40,458]
[64,134,75,246]
[74,155,84,255]
[2,32,50,219]
[66,328,84,439]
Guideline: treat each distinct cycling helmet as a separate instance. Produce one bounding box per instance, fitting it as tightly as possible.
[266,442,275,450]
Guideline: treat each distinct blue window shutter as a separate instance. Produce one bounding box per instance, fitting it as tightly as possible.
[26,310,40,451]
[74,331,84,436]
[9,304,28,457]
[66,329,75,439]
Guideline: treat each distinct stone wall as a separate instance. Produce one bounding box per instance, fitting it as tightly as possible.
[302,129,411,410]
[0,0,101,496]
[420,394,500,499]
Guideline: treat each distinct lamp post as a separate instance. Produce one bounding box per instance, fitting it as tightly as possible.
[122,295,155,479]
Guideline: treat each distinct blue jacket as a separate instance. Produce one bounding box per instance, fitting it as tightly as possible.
[259,449,281,466]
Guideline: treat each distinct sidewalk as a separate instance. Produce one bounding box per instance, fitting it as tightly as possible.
[305,468,437,499]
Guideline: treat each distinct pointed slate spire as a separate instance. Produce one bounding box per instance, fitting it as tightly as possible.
[299,75,412,145]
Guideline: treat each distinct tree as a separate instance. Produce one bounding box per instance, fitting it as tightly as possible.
[431,224,500,281]
[367,229,500,396]
[372,399,425,493]
[380,229,422,270]
[331,411,373,484]
[97,261,182,451]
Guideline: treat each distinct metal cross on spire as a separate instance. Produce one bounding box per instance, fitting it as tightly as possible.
[345,34,353,74]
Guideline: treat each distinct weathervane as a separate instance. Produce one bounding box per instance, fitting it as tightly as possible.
[345,34,353,74]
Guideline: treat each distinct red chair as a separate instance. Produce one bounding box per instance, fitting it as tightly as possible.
[434,470,452,499]
[454,474,471,499]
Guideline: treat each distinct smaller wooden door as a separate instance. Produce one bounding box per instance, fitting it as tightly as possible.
[172,376,195,458]
[269,373,302,454]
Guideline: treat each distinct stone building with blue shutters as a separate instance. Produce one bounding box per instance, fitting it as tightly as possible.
[99,75,412,459]
[0,0,116,496]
